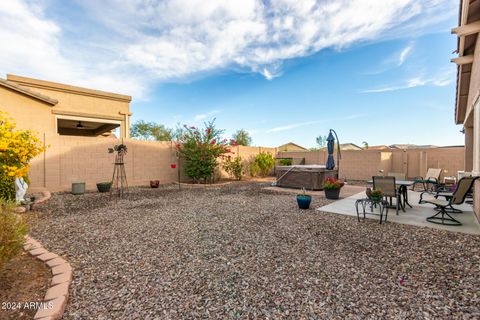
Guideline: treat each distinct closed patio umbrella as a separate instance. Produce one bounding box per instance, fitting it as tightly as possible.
[326,130,335,170]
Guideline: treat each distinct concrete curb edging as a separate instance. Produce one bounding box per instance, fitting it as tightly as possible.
[23,236,72,320]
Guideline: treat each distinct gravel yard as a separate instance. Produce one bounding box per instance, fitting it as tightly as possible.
[31,182,480,319]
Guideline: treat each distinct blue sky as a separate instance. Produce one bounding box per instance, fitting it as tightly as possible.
[0,0,462,147]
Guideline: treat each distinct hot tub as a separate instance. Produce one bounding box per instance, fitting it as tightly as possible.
[275,165,338,190]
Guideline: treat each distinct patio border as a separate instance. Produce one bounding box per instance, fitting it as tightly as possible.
[23,236,72,320]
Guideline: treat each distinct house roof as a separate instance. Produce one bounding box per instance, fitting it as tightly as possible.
[7,74,132,102]
[318,143,363,151]
[389,144,437,150]
[339,143,362,150]
[453,0,480,125]
[0,78,58,105]
[367,145,391,150]
[277,142,307,150]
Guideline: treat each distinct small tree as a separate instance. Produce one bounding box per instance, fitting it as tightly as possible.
[0,112,45,201]
[316,135,327,148]
[176,120,235,183]
[131,120,173,141]
[232,129,252,146]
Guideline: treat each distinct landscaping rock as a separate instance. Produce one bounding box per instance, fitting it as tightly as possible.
[31,182,480,319]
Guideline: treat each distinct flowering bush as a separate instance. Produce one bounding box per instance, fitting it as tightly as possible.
[176,120,235,183]
[323,177,345,190]
[223,156,244,180]
[0,112,45,201]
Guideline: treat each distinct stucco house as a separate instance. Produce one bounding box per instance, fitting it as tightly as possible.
[452,0,480,220]
[278,142,307,152]
[0,74,132,139]
[0,74,132,191]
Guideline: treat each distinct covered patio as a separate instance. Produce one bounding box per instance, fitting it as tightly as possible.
[319,189,480,235]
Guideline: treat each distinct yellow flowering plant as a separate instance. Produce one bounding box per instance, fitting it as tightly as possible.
[0,112,45,200]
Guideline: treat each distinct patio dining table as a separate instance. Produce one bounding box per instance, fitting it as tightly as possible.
[367,180,415,209]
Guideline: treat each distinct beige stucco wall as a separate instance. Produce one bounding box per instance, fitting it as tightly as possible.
[278,147,465,181]
[23,138,277,192]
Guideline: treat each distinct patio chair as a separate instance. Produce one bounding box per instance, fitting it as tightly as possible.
[412,168,442,192]
[388,172,409,208]
[422,176,478,226]
[387,172,406,181]
[373,176,403,215]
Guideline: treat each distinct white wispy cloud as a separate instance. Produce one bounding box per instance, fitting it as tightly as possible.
[0,0,455,98]
[194,110,221,121]
[266,114,364,133]
[398,42,413,66]
[362,71,455,93]
[266,120,325,133]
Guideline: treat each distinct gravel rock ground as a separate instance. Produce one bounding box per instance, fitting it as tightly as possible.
[31,182,480,319]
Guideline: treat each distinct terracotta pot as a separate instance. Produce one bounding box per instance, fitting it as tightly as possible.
[150,180,160,188]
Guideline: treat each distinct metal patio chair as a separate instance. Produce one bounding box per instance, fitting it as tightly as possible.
[373,176,403,215]
[422,176,478,226]
[412,168,442,192]
[387,172,406,181]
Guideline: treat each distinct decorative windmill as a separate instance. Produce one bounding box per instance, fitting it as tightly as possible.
[108,143,128,198]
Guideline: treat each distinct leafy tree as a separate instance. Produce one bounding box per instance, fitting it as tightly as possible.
[232,129,252,146]
[316,135,327,148]
[362,141,369,149]
[130,120,173,141]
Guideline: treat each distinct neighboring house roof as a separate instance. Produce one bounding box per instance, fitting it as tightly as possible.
[0,78,58,106]
[339,143,362,150]
[319,143,363,151]
[389,144,437,150]
[367,145,391,150]
[278,142,307,151]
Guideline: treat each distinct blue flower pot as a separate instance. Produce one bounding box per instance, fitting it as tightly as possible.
[296,195,312,209]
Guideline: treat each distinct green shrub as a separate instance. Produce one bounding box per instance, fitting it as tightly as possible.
[250,152,275,177]
[0,204,28,270]
[279,158,293,166]
[0,175,15,202]
[248,161,260,177]
[223,156,244,180]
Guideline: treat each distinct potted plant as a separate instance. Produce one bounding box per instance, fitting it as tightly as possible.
[370,189,383,202]
[323,177,345,200]
[296,188,312,209]
[96,182,112,193]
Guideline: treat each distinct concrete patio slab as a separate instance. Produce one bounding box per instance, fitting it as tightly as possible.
[317,190,480,235]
